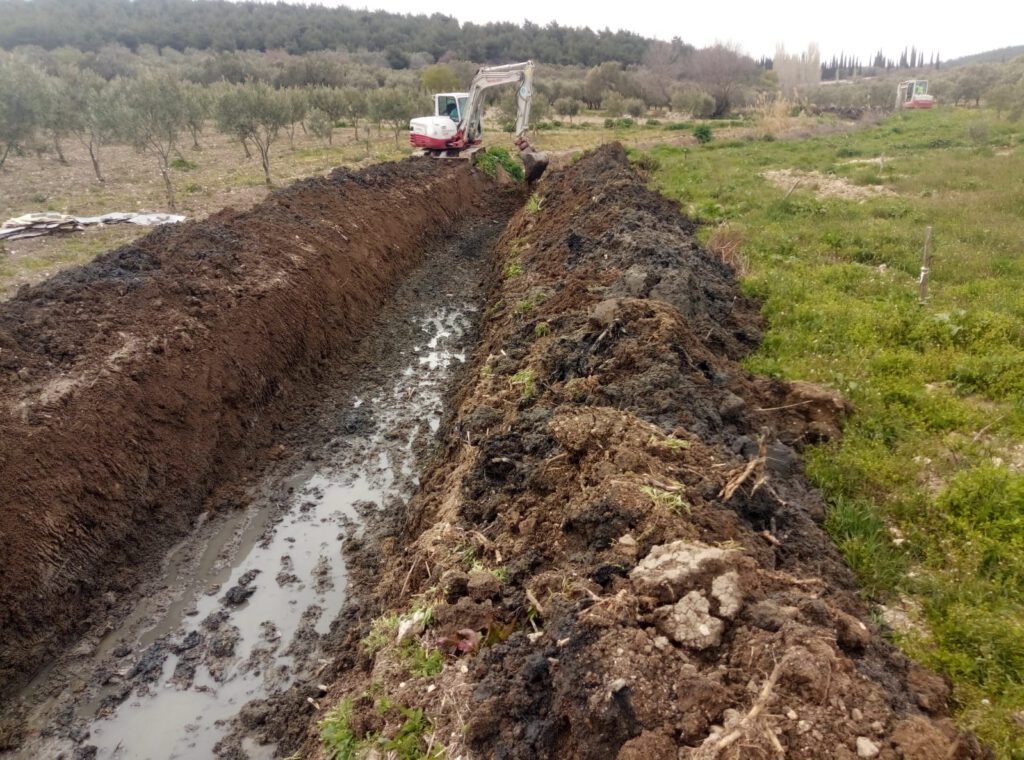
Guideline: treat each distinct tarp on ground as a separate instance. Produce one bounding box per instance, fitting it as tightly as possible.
[0,211,186,241]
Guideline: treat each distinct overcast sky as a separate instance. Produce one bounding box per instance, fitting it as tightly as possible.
[305,0,1020,62]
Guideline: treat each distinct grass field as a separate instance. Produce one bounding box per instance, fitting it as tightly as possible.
[646,107,1024,757]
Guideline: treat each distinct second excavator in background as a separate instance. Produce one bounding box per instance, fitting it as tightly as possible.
[409,61,549,183]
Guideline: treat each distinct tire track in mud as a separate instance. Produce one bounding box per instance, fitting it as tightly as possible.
[0,158,517,752]
[275,145,991,760]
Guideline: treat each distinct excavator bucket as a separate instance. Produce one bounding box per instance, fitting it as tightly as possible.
[520,149,549,183]
[515,137,549,183]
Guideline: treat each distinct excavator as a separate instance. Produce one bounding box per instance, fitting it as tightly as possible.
[409,61,549,183]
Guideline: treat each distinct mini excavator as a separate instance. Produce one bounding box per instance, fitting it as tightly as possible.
[409,61,549,183]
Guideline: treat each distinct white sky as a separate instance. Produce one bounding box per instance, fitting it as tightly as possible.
[306,0,1021,62]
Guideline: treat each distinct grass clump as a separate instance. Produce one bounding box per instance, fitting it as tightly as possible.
[399,642,444,678]
[475,146,524,182]
[509,368,537,401]
[362,613,399,655]
[693,124,713,144]
[320,696,443,760]
[525,192,544,213]
[534,321,551,337]
[641,485,691,515]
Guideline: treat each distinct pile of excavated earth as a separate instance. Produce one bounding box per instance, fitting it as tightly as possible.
[0,145,990,759]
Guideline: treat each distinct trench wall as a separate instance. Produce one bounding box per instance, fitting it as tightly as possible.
[0,159,505,697]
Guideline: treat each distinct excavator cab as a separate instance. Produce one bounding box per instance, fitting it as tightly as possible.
[435,94,469,123]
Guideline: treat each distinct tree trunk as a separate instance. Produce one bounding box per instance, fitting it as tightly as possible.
[189,125,201,150]
[257,143,272,185]
[352,120,359,140]
[87,140,104,183]
[0,143,10,170]
[53,134,67,164]
[241,137,252,159]
[158,154,176,210]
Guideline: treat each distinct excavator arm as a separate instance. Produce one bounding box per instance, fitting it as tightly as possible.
[456,61,548,182]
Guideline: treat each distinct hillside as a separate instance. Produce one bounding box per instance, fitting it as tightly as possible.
[946,44,1024,67]
[0,0,651,66]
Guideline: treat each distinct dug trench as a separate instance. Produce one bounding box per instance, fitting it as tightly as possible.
[0,158,518,754]
[261,145,992,760]
[0,145,991,760]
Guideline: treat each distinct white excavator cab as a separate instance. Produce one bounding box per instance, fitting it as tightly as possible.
[435,93,470,122]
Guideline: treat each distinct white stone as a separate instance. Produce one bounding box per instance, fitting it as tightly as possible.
[653,591,724,649]
[856,737,880,758]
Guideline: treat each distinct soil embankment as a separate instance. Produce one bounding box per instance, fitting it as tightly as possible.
[0,158,503,706]
[276,145,989,760]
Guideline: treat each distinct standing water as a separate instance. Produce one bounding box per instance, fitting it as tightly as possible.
[87,306,472,759]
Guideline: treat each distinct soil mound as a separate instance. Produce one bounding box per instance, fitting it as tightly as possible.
[284,145,988,759]
[0,158,501,701]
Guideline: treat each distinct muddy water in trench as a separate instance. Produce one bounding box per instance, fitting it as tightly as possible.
[6,220,501,760]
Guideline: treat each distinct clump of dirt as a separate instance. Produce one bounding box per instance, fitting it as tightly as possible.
[763,168,896,200]
[0,157,505,705]
[279,145,988,759]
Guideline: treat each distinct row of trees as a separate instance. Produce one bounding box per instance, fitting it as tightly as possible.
[0,0,649,67]
[0,54,443,208]
[804,58,1024,117]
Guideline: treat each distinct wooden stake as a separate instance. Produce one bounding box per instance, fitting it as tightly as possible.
[919,226,932,303]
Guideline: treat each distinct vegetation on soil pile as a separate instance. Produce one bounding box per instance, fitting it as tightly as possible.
[646,107,1024,756]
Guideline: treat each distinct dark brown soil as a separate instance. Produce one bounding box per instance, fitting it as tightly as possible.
[0,157,505,705]
[274,145,989,760]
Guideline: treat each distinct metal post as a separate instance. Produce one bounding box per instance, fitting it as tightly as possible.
[919,226,932,303]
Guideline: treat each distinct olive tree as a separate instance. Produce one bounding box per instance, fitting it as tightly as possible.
[64,68,122,183]
[122,73,188,208]
[182,81,212,150]
[0,57,47,170]
[216,82,290,185]
[553,97,581,123]
[368,88,419,146]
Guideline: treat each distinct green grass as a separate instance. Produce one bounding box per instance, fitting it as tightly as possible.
[509,368,537,401]
[649,107,1024,757]
[475,146,525,182]
[320,696,442,760]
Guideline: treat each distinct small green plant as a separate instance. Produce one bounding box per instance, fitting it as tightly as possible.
[504,259,523,278]
[693,124,713,144]
[509,368,537,401]
[649,434,690,450]
[185,182,202,193]
[514,299,536,314]
[382,707,443,760]
[534,321,551,337]
[320,698,359,760]
[29,192,48,204]
[526,193,544,213]
[641,485,691,515]
[399,642,444,678]
[362,613,399,655]
[170,157,198,171]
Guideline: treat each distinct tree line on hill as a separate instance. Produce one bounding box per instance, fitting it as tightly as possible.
[0,0,649,67]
